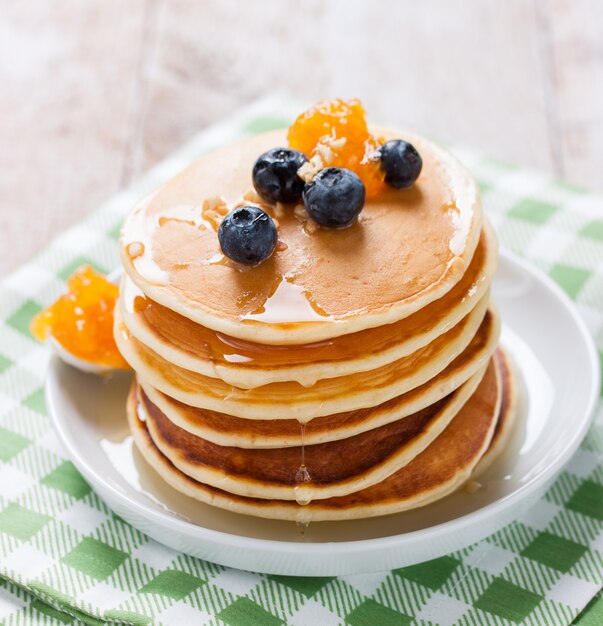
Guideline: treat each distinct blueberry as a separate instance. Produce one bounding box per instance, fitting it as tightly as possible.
[252,147,308,203]
[302,168,366,228]
[218,206,277,265]
[378,139,422,188]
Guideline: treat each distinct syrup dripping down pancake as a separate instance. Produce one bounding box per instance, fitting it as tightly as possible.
[135,366,486,501]
[139,334,494,449]
[128,352,510,522]
[119,224,497,388]
[114,300,498,422]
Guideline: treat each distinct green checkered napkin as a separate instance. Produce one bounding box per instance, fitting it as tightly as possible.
[0,98,602,626]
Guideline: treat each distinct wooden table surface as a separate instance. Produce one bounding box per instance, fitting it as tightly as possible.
[1,0,602,275]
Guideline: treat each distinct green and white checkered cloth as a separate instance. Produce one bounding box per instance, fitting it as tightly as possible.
[0,98,602,626]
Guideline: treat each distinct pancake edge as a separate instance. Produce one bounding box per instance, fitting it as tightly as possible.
[115,302,499,421]
[471,347,519,478]
[119,222,497,387]
[127,357,502,522]
[138,363,490,448]
[137,365,488,502]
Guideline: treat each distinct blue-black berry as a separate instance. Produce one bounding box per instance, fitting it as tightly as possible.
[218,206,277,265]
[378,139,422,188]
[252,147,308,203]
[302,168,366,228]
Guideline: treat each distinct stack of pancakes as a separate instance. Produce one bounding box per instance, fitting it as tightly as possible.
[115,129,517,523]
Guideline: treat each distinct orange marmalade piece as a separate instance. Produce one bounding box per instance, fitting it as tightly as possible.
[30,265,129,369]
[287,98,385,196]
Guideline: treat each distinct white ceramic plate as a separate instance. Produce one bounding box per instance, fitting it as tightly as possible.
[46,251,599,576]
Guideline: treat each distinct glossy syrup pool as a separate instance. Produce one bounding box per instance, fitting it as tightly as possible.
[242,277,330,324]
[121,199,340,326]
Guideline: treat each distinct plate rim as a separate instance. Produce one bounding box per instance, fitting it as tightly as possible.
[45,248,600,560]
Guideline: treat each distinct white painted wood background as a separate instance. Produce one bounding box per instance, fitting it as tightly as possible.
[1,0,602,274]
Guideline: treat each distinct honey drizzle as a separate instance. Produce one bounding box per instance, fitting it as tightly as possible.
[121,275,332,368]
[296,520,310,535]
[123,278,150,316]
[123,203,214,285]
[242,275,331,324]
[294,423,312,506]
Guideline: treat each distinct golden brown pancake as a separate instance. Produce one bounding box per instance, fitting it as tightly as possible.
[473,349,518,477]
[119,223,497,388]
[139,361,488,449]
[115,301,498,421]
[120,129,482,344]
[127,350,504,521]
[136,363,487,501]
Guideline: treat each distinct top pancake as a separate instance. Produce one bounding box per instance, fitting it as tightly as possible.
[120,129,483,344]
[119,222,496,388]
